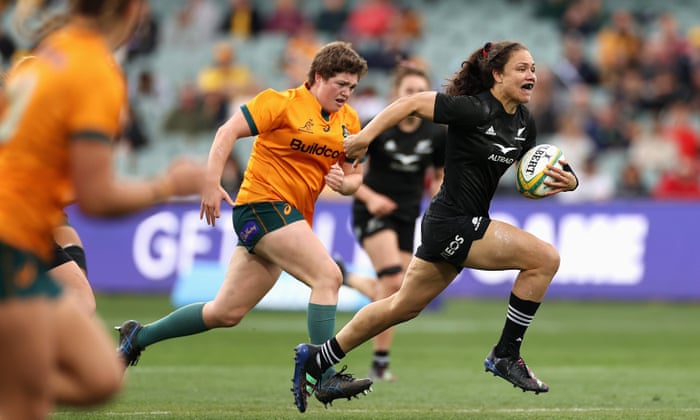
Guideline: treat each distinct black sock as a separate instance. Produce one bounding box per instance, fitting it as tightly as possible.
[373,350,389,367]
[312,337,345,375]
[494,293,540,358]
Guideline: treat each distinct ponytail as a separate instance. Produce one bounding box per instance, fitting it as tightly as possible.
[444,41,527,96]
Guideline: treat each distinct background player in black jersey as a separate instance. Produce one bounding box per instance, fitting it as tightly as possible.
[293,41,579,398]
[347,63,446,381]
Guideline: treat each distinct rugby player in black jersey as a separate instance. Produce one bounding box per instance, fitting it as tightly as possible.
[346,63,446,381]
[293,41,578,402]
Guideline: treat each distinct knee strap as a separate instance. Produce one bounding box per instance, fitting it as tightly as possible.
[376,265,402,279]
[63,244,88,274]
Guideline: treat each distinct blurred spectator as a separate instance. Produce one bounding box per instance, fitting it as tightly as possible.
[557,155,615,203]
[552,32,600,88]
[163,84,218,136]
[125,1,159,62]
[282,22,322,86]
[684,26,700,106]
[162,0,219,47]
[585,99,631,152]
[131,69,172,110]
[664,101,700,159]
[397,5,423,40]
[595,9,643,86]
[653,157,700,200]
[0,24,16,70]
[643,69,684,114]
[218,0,263,39]
[648,12,689,68]
[527,66,560,138]
[315,0,349,38]
[617,162,649,198]
[264,0,307,37]
[534,0,572,21]
[627,117,679,187]
[611,66,645,115]
[548,112,596,170]
[663,101,699,160]
[120,105,150,152]
[559,0,605,38]
[360,12,413,72]
[197,41,259,101]
[637,38,686,113]
[130,69,173,142]
[346,0,398,41]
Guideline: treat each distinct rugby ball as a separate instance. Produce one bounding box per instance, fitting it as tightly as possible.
[516,144,565,199]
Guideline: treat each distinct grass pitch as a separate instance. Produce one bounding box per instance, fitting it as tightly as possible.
[54,295,700,419]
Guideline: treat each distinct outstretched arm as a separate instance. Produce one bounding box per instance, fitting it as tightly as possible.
[345,91,437,162]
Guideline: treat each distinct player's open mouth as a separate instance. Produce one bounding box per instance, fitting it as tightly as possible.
[522,83,534,90]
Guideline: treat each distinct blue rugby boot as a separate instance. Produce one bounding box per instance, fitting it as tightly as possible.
[291,343,321,413]
[115,320,144,367]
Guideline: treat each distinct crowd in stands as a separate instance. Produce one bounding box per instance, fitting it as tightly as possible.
[2,0,700,201]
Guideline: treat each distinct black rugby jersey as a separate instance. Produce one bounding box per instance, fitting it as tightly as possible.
[431,90,536,216]
[352,119,446,222]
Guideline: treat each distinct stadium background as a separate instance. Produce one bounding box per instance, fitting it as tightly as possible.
[1,0,700,304]
[1,0,686,305]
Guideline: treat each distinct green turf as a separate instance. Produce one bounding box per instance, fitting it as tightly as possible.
[54,295,700,419]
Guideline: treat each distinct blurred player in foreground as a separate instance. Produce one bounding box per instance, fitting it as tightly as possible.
[116,41,373,413]
[292,41,579,411]
[0,1,203,418]
[50,223,94,314]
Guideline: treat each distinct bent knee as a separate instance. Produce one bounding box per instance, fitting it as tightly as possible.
[538,242,560,275]
[88,377,122,405]
[310,265,343,292]
[79,365,123,405]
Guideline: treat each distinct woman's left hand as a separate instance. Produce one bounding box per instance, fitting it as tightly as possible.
[344,134,369,167]
[543,159,578,194]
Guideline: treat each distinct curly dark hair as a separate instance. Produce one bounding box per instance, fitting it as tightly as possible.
[444,41,528,96]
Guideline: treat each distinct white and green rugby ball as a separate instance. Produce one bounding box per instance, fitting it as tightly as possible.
[516,144,565,199]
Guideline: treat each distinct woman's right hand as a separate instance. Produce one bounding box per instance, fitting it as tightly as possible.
[200,182,234,227]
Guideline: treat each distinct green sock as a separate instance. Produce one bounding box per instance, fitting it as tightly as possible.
[308,303,337,381]
[136,302,209,348]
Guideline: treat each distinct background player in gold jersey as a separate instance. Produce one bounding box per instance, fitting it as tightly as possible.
[0,1,204,418]
[117,41,373,413]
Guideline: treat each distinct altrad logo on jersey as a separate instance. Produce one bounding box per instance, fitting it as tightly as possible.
[290,138,342,159]
[488,143,516,165]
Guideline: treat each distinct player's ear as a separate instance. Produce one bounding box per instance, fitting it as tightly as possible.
[492,70,503,84]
